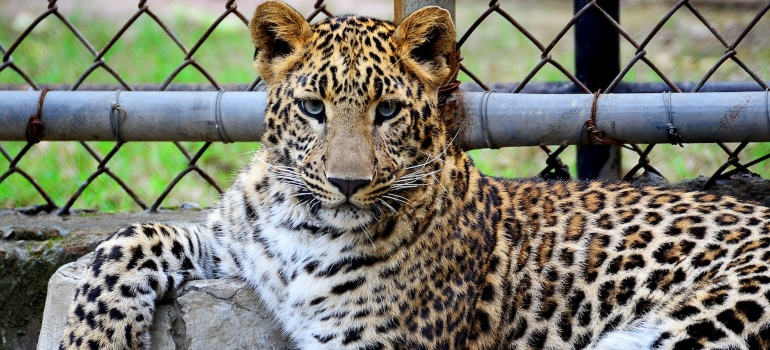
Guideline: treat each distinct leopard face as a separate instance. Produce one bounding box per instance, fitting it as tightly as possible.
[249,2,456,231]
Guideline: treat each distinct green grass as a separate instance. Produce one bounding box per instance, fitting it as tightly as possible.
[0,141,260,211]
[0,11,261,210]
[2,1,770,211]
[453,1,770,182]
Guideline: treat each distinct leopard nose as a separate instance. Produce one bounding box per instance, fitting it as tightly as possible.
[328,178,371,198]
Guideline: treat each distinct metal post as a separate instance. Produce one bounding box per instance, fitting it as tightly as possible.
[394,0,455,24]
[575,0,622,180]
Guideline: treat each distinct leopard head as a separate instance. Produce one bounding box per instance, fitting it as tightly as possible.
[249,0,456,231]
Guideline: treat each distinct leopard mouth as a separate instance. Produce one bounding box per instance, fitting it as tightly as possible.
[291,186,390,231]
[335,202,357,211]
[325,202,371,217]
[312,201,377,231]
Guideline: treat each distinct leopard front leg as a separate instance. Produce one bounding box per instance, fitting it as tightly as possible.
[60,223,213,350]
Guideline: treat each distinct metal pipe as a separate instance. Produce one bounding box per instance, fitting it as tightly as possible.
[457,91,770,149]
[0,91,266,142]
[1,91,769,147]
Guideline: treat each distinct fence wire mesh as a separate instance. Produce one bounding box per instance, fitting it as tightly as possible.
[1,0,769,213]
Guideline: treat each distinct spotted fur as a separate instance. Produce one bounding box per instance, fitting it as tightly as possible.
[61,1,770,349]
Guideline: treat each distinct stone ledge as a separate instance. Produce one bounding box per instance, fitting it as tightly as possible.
[0,209,205,350]
[37,253,292,350]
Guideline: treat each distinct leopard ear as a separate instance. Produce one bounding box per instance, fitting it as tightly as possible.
[393,6,456,91]
[249,0,311,84]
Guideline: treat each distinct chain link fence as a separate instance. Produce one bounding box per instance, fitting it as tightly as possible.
[1,0,770,213]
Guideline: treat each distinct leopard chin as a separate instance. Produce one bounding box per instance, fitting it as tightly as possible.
[314,203,377,232]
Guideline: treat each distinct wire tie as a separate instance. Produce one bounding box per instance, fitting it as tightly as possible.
[765,88,769,137]
[583,90,603,145]
[26,88,48,143]
[480,90,498,149]
[583,90,633,150]
[438,47,462,100]
[110,89,126,143]
[663,91,683,147]
[215,90,232,143]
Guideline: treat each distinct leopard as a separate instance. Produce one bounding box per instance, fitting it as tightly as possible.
[60,1,770,349]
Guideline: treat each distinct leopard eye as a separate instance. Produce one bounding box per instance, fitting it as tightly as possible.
[299,99,325,121]
[375,100,401,124]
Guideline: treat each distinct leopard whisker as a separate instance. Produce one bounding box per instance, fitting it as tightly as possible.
[287,192,313,199]
[429,174,449,195]
[390,183,431,190]
[227,149,258,161]
[393,169,441,184]
[372,202,384,218]
[360,224,374,245]
[378,198,398,214]
[276,178,306,186]
[382,194,409,205]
